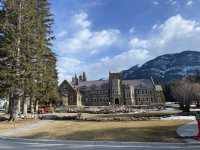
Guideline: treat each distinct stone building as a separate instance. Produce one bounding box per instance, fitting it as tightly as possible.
[59,72,165,106]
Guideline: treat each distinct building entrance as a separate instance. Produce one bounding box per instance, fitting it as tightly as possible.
[115,98,119,105]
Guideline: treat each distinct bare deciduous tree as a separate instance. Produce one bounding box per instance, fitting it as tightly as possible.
[171,79,194,112]
[191,83,200,108]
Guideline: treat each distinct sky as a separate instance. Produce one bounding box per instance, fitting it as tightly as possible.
[50,0,200,83]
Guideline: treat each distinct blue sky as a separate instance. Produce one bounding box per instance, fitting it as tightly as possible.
[50,0,200,82]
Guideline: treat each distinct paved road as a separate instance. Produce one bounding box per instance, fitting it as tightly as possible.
[0,137,200,150]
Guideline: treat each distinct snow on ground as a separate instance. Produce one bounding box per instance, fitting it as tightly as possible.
[190,108,200,111]
[161,116,196,120]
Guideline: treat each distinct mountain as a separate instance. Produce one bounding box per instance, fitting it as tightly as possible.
[122,51,200,82]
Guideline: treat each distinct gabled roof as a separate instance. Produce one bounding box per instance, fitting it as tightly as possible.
[59,80,76,94]
[122,79,154,89]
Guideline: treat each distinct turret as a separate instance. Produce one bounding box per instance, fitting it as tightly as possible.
[74,73,78,85]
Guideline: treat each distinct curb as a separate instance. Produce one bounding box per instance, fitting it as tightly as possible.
[0,136,195,146]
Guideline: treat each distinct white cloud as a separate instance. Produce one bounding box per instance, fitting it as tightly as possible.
[153,1,159,5]
[56,12,120,55]
[57,48,151,82]
[58,14,200,82]
[83,14,200,80]
[80,49,151,80]
[129,27,135,34]
[57,31,67,38]
[129,14,200,56]
[57,57,82,82]
[152,24,158,30]
[168,0,177,5]
[186,0,193,6]
[73,12,91,29]
[171,1,177,5]
[130,38,150,49]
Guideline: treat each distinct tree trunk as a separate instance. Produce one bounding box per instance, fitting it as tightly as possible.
[30,97,34,113]
[196,101,200,108]
[17,97,21,115]
[23,96,28,117]
[34,100,39,114]
[8,94,12,114]
[9,93,18,122]
[9,0,22,122]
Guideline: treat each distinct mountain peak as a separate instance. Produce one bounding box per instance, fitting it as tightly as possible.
[122,50,200,82]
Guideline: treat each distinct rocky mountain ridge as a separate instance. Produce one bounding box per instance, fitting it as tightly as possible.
[122,51,200,82]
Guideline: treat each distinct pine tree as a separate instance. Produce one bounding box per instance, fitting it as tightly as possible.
[0,1,9,96]
[0,0,58,120]
[34,0,59,108]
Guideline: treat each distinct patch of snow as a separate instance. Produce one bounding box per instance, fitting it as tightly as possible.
[176,121,198,138]
[161,116,196,120]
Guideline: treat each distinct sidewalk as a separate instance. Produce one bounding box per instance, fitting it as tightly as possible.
[176,121,200,143]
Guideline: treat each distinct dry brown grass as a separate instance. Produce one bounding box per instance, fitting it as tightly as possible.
[14,120,190,142]
[0,120,39,132]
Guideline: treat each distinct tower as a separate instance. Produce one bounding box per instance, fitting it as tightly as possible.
[109,72,122,105]
[82,72,87,81]
[74,73,78,85]
[72,77,75,83]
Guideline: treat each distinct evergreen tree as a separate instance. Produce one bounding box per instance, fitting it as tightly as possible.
[34,0,59,108]
[0,0,58,120]
[0,1,9,96]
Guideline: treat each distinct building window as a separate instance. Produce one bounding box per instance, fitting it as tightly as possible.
[142,90,144,94]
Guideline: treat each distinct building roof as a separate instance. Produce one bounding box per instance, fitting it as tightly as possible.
[75,79,154,89]
[59,80,76,95]
[77,80,108,88]
[122,79,154,89]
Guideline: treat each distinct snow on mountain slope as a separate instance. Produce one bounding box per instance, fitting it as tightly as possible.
[122,51,200,82]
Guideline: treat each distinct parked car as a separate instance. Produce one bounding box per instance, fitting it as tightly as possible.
[38,107,51,114]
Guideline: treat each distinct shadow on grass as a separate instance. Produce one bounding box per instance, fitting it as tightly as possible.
[21,125,184,143]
